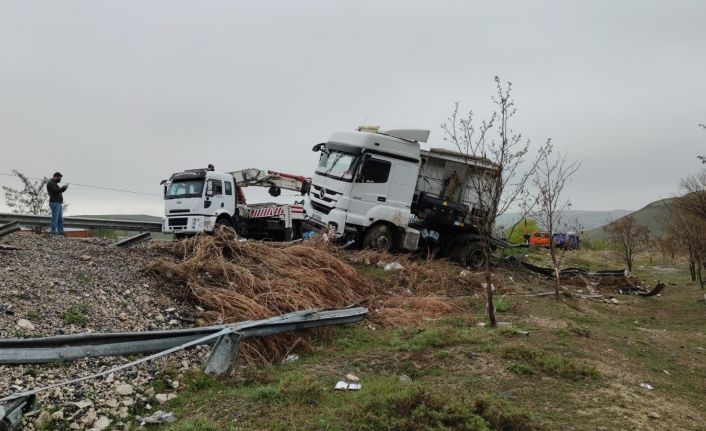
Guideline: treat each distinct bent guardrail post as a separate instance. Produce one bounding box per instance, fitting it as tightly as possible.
[0,395,36,431]
[0,222,20,239]
[112,232,152,247]
[204,332,243,377]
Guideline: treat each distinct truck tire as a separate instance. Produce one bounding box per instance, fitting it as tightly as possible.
[363,224,392,251]
[215,215,233,229]
[457,241,486,269]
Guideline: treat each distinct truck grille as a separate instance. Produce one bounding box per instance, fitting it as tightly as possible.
[311,201,332,215]
[168,217,188,227]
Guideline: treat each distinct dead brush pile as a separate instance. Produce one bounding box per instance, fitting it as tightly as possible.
[145,229,371,362]
[345,250,496,326]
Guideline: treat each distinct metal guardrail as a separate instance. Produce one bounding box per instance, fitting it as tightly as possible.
[0,222,20,239]
[0,307,368,364]
[112,232,152,247]
[0,213,162,232]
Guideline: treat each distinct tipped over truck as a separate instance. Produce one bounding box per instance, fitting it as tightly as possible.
[304,126,501,267]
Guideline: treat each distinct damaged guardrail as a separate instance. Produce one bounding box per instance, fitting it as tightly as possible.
[0,307,367,366]
[0,307,367,426]
[112,231,152,247]
[0,222,20,239]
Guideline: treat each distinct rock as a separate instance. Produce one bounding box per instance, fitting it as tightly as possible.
[104,399,119,408]
[115,383,134,396]
[399,374,412,383]
[167,319,179,325]
[165,307,176,313]
[72,400,94,410]
[170,380,180,389]
[610,298,619,304]
[81,408,97,425]
[93,415,111,430]
[496,322,512,327]
[476,322,487,327]
[69,422,81,430]
[155,393,177,404]
[35,410,52,429]
[16,319,35,330]
[51,409,64,420]
[117,312,128,321]
[345,373,360,382]
[647,411,660,419]
[79,254,92,262]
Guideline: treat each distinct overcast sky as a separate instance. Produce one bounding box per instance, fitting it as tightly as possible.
[1,0,704,216]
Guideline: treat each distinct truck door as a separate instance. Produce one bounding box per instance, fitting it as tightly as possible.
[206,179,225,213]
[347,156,392,222]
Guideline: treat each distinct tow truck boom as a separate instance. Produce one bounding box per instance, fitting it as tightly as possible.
[229,169,311,197]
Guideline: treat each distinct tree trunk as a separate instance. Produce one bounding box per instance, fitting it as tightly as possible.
[554,268,561,301]
[485,248,497,327]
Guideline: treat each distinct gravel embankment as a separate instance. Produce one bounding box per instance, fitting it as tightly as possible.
[0,234,207,430]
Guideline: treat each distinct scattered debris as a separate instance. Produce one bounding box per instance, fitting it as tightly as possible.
[399,375,412,383]
[138,410,178,425]
[383,262,404,271]
[639,383,654,390]
[476,322,487,327]
[115,384,134,396]
[647,411,661,419]
[335,381,361,391]
[609,298,619,304]
[281,354,299,364]
[496,322,512,328]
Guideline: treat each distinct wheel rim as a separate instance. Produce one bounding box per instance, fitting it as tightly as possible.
[467,249,485,269]
[374,234,390,250]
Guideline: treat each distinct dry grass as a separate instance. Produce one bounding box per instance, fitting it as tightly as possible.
[146,229,371,362]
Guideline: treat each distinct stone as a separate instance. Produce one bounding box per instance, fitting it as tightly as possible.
[93,415,111,430]
[345,373,360,382]
[155,393,177,404]
[399,374,412,383]
[16,319,35,330]
[35,410,52,429]
[79,254,92,262]
[647,411,660,419]
[115,383,134,396]
[51,409,64,420]
[117,312,129,321]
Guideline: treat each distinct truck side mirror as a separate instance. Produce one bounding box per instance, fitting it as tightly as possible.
[312,143,325,152]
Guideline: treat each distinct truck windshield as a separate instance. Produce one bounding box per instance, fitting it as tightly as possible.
[316,150,359,180]
[166,180,204,198]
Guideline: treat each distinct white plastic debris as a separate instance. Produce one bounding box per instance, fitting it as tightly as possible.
[282,354,300,364]
[481,283,496,291]
[639,383,654,390]
[139,410,178,425]
[383,262,404,271]
[335,381,361,390]
[345,373,360,382]
[476,322,487,327]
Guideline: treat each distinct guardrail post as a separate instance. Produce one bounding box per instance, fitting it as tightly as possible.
[204,332,242,377]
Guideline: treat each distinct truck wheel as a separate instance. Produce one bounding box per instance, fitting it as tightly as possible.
[457,241,486,269]
[216,216,233,229]
[363,224,392,251]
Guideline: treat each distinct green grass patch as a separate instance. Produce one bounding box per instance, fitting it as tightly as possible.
[502,345,599,381]
[60,302,91,326]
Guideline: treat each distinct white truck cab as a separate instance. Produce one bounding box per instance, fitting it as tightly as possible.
[306,126,428,249]
[163,169,236,235]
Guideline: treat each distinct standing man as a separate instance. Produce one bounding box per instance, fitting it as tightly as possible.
[47,172,68,235]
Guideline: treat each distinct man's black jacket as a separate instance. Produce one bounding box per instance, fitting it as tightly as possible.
[47,180,67,203]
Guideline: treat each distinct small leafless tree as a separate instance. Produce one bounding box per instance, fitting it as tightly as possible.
[676,170,706,221]
[442,77,550,327]
[2,170,51,215]
[664,202,706,288]
[531,149,581,300]
[603,214,649,274]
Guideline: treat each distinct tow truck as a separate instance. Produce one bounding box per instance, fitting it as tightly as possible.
[162,168,310,240]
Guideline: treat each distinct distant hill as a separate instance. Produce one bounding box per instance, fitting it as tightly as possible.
[496,209,632,232]
[584,198,674,240]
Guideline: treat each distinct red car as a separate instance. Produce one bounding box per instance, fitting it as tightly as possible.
[529,231,552,247]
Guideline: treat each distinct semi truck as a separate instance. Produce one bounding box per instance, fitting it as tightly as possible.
[162,168,310,240]
[304,126,501,267]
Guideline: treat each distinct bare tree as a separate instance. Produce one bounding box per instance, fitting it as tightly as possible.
[664,203,706,288]
[603,214,649,274]
[531,149,581,300]
[676,170,706,221]
[2,170,51,215]
[442,77,549,327]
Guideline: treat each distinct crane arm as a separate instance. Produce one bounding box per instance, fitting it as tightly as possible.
[228,168,311,196]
